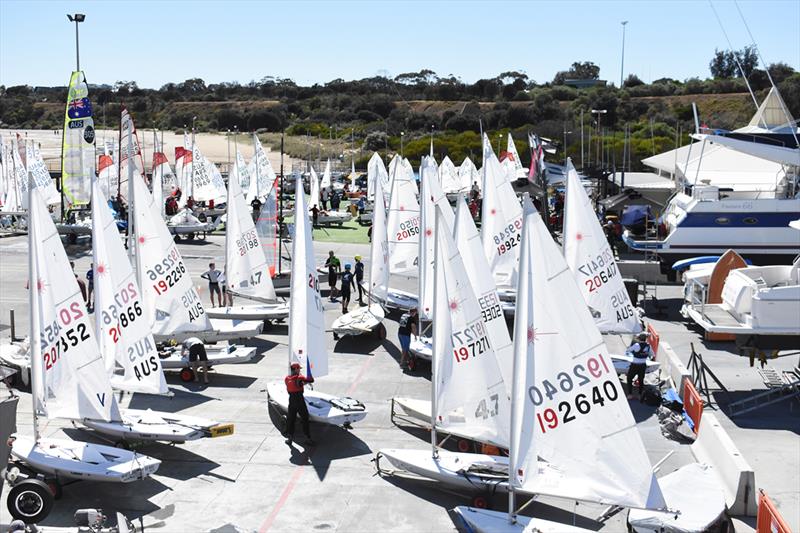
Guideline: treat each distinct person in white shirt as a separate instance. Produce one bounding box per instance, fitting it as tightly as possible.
[201,262,222,307]
[182,337,209,383]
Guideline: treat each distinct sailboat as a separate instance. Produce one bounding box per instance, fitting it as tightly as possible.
[307,161,351,226]
[245,132,277,203]
[128,156,261,352]
[378,198,668,521]
[505,133,529,180]
[266,175,367,428]
[205,156,289,322]
[79,176,232,444]
[459,156,480,195]
[6,183,160,523]
[396,194,514,444]
[371,155,420,312]
[481,135,523,316]
[330,170,388,340]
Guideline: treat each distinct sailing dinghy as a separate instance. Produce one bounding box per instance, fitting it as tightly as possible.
[266,176,367,428]
[205,155,289,322]
[80,174,231,444]
[128,161,257,372]
[379,198,668,519]
[330,169,388,339]
[6,183,160,523]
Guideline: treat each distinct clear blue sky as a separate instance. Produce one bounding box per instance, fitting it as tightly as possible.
[1,0,797,89]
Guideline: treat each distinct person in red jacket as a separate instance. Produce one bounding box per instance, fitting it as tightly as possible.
[284,362,314,445]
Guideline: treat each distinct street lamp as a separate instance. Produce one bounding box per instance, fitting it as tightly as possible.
[563,126,572,166]
[591,109,607,168]
[620,21,628,88]
[66,13,85,71]
[400,131,405,157]
[497,133,503,156]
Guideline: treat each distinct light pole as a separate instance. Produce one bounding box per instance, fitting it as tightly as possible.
[497,133,502,156]
[620,21,628,88]
[590,109,607,168]
[226,129,231,169]
[562,126,572,167]
[400,132,405,158]
[66,13,85,71]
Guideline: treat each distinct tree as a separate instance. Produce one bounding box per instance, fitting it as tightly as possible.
[622,74,645,88]
[552,61,600,84]
[709,46,759,78]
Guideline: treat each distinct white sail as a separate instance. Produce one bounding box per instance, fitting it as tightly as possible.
[480,135,523,288]
[308,166,320,210]
[438,155,461,194]
[232,149,250,191]
[520,196,665,509]
[246,134,276,202]
[288,175,327,377]
[454,197,514,389]
[27,143,59,205]
[433,203,510,446]
[563,159,641,333]
[29,185,115,422]
[0,138,6,208]
[367,152,388,201]
[98,145,119,203]
[11,140,28,210]
[386,156,420,276]
[418,156,454,320]
[459,156,480,193]
[119,108,146,203]
[225,164,277,300]
[320,159,332,189]
[2,141,22,212]
[506,133,524,174]
[174,147,189,208]
[91,179,167,395]
[191,146,226,203]
[131,169,212,335]
[369,174,389,303]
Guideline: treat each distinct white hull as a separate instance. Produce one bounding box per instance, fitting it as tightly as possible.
[453,506,593,533]
[391,398,508,450]
[0,341,30,385]
[373,286,418,311]
[81,408,229,443]
[266,381,367,427]
[609,354,661,375]
[159,345,256,369]
[167,222,214,235]
[331,304,385,337]
[10,435,160,483]
[205,303,289,321]
[409,336,432,361]
[152,318,263,343]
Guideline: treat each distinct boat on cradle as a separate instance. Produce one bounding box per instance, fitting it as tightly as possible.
[81,409,233,444]
[205,303,289,321]
[265,175,367,429]
[166,208,216,239]
[331,304,386,339]
[7,176,159,524]
[623,87,800,277]
[152,318,263,344]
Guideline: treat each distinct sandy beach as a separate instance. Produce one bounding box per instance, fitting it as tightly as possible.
[0,128,300,174]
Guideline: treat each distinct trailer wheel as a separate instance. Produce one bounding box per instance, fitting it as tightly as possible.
[457,439,471,453]
[180,368,195,382]
[374,323,387,340]
[186,232,196,241]
[407,357,416,371]
[173,234,181,243]
[68,234,78,245]
[115,440,131,450]
[471,495,489,509]
[333,333,340,340]
[7,479,53,523]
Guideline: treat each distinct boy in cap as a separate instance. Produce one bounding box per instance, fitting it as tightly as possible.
[340,264,356,314]
[284,362,314,445]
[354,255,365,305]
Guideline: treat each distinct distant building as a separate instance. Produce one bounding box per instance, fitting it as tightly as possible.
[564,79,607,89]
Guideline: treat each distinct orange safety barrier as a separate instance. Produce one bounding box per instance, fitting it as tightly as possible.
[757,489,792,533]
[683,380,703,433]
[646,323,660,355]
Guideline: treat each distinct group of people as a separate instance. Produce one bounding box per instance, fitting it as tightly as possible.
[201,262,233,307]
[324,251,365,314]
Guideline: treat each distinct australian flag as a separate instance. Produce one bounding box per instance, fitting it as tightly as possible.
[67,97,93,119]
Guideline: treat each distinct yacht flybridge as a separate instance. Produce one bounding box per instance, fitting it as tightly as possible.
[624,88,800,277]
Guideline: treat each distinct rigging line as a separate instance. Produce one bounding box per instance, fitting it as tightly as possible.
[733,0,800,147]
[707,0,763,124]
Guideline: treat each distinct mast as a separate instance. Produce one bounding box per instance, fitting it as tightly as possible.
[430,209,440,459]
[253,131,260,199]
[279,131,284,276]
[126,131,134,262]
[28,172,41,442]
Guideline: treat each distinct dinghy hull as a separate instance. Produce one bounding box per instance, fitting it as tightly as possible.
[159,345,256,369]
[10,435,160,483]
[452,506,594,533]
[82,408,231,443]
[266,381,367,427]
[331,305,385,337]
[205,303,289,321]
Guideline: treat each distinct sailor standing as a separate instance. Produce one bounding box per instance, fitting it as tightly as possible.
[625,332,652,399]
[284,362,315,445]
